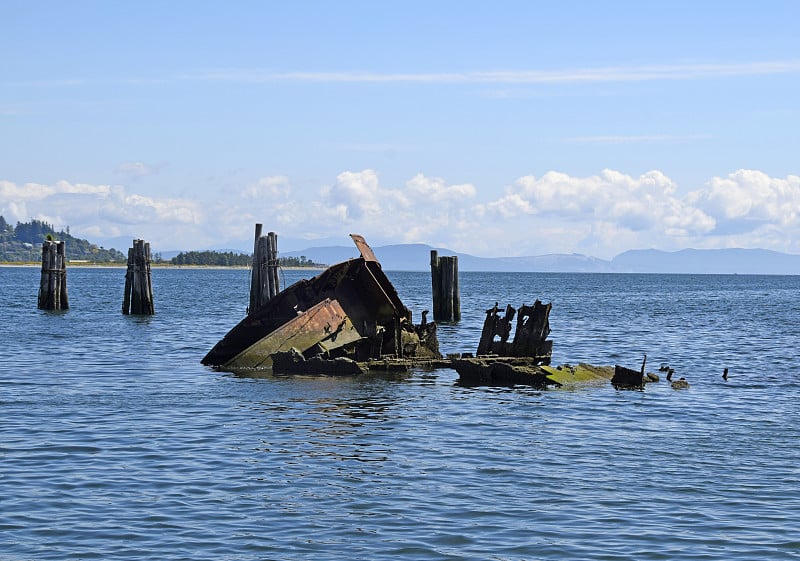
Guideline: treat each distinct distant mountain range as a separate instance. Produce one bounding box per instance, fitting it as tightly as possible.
[611,248,800,275]
[37,223,800,274]
[279,243,800,275]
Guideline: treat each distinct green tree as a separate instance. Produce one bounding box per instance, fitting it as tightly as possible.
[0,218,124,263]
[170,250,250,266]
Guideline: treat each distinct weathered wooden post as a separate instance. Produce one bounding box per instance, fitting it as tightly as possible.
[249,225,280,315]
[430,250,440,323]
[38,239,69,310]
[430,250,460,322]
[249,223,263,313]
[267,231,279,300]
[122,239,154,315]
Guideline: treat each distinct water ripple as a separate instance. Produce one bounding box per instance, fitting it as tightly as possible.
[2,269,800,559]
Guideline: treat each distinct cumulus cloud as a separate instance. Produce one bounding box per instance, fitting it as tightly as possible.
[324,170,385,220]
[474,168,800,255]
[482,169,716,241]
[0,179,204,249]
[312,171,480,246]
[3,168,799,257]
[690,169,800,231]
[405,173,476,203]
[1,181,48,205]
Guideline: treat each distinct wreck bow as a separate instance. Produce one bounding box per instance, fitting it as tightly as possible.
[202,234,438,370]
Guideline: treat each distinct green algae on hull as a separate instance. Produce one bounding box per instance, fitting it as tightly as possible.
[541,364,616,387]
[454,357,615,388]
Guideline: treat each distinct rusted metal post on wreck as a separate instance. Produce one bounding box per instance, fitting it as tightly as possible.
[122,239,154,315]
[477,303,514,355]
[38,239,69,310]
[475,300,552,363]
[249,224,279,315]
[430,250,460,322]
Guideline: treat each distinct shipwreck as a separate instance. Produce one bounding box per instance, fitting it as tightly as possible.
[202,234,440,371]
[203,229,667,390]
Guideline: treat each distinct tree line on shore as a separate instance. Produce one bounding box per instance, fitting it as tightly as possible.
[170,250,323,268]
[0,216,125,263]
[0,216,323,267]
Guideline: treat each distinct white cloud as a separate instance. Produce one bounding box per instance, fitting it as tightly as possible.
[473,169,725,256]
[324,170,388,220]
[691,169,800,227]
[53,180,113,196]
[0,180,204,249]
[181,60,800,85]
[317,171,482,243]
[482,169,713,237]
[1,180,55,201]
[405,173,476,203]
[3,168,799,257]
[241,176,292,200]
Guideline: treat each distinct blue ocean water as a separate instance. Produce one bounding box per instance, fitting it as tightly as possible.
[1,266,799,560]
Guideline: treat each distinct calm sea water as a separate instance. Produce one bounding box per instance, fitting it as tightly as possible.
[2,266,799,560]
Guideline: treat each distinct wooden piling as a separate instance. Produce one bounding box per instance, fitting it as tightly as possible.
[430,250,440,323]
[430,250,460,322]
[249,224,263,313]
[267,231,279,300]
[249,225,280,315]
[38,240,69,310]
[122,239,154,315]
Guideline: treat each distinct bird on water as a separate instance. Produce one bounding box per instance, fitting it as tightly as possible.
[671,377,690,390]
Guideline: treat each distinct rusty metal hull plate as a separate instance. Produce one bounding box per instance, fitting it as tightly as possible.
[350,234,378,262]
[225,298,362,369]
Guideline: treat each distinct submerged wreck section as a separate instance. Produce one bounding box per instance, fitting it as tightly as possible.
[202,234,440,371]
[454,300,659,390]
[455,358,615,388]
[454,299,557,386]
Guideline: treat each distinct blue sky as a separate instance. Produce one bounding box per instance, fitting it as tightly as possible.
[2,1,800,258]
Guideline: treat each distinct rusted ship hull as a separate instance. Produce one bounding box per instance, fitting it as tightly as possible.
[202,235,439,370]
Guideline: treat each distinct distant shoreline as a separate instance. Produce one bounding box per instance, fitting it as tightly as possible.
[0,263,327,271]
